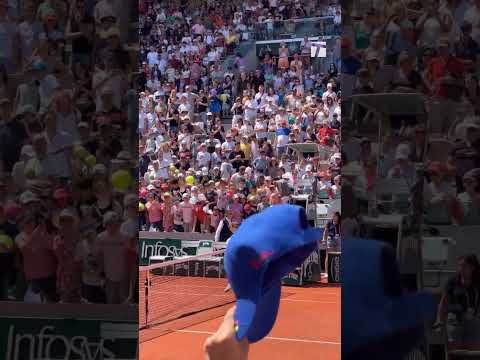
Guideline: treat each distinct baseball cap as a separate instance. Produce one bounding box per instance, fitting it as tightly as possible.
[19,191,40,205]
[224,205,321,343]
[395,144,410,160]
[53,188,69,200]
[20,145,35,158]
[342,238,436,359]
[58,209,78,222]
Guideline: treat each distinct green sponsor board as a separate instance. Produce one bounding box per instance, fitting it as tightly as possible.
[0,318,137,360]
[139,238,197,266]
[282,249,321,286]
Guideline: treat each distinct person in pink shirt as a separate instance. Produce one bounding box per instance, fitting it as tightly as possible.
[161,192,174,232]
[52,209,81,303]
[95,212,130,304]
[145,192,163,231]
[15,212,57,302]
[179,193,194,232]
[228,194,244,223]
[120,194,138,304]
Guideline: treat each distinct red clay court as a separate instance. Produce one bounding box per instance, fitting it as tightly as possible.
[139,284,340,360]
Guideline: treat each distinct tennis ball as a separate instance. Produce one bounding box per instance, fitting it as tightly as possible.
[111,170,133,192]
[24,167,36,179]
[185,175,195,185]
[139,202,145,211]
[0,234,13,252]
[73,146,89,159]
[84,154,96,167]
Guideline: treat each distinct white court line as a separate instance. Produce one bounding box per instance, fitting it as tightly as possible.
[149,291,231,297]
[281,299,338,303]
[149,285,226,289]
[175,329,340,345]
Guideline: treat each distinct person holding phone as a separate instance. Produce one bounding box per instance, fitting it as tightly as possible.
[434,254,480,342]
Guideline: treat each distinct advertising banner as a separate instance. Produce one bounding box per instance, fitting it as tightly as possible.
[0,318,137,360]
[282,249,322,286]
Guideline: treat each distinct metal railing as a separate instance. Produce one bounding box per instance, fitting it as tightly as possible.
[253,16,337,41]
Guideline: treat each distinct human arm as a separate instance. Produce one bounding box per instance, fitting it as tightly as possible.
[434,292,449,327]
[192,209,198,233]
[214,219,224,242]
[323,222,329,242]
[204,306,249,360]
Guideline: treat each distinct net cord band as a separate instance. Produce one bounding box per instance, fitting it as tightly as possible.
[139,249,226,272]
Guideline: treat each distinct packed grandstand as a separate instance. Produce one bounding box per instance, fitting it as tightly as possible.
[342,0,480,357]
[138,0,343,280]
[0,0,138,305]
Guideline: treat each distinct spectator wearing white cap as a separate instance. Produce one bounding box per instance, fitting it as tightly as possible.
[196,143,211,169]
[387,143,416,186]
[454,168,480,225]
[93,0,119,26]
[211,144,223,167]
[322,82,336,101]
[332,175,342,198]
[301,164,316,192]
[179,193,194,232]
[221,133,235,153]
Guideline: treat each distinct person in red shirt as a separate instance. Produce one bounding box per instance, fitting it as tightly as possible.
[193,195,208,233]
[317,119,337,146]
[426,37,464,98]
[15,212,57,303]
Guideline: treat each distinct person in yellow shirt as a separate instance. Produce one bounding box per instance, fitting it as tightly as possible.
[240,136,252,160]
[226,29,238,55]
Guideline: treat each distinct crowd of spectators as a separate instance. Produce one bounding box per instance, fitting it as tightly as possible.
[138,0,342,252]
[341,0,480,226]
[0,0,138,304]
[341,1,480,354]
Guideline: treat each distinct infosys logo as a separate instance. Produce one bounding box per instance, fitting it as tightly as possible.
[5,325,116,360]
